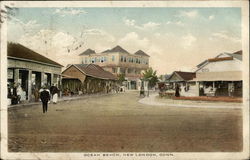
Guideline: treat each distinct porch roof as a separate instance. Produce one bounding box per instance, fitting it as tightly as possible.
[190,71,242,82]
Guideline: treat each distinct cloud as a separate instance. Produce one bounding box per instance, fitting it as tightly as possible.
[211,31,241,43]
[166,20,185,26]
[123,17,160,30]
[84,28,115,42]
[53,8,87,17]
[208,15,215,20]
[123,18,136,26]
[182,34,197,49]
[143,22,161,29]
[118,32,149,51]
[178,10,199,19]
[17,29,82,67]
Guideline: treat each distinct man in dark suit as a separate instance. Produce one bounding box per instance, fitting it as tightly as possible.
[40,87,50,113]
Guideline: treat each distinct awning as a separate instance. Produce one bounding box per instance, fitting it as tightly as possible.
[191,71,242,81]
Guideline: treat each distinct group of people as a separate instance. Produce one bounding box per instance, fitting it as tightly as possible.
[39,85,59,113]
[7,83,26,105]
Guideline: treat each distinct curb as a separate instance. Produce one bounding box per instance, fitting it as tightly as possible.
[8,92,118,109]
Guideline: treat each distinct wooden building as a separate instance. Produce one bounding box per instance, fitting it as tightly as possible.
[193,50,242,97]
[61,64,117,95]
[7,42,63,102]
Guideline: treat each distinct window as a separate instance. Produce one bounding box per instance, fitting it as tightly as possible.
[104,56,107,62]
[91,57,95,63]
[85,58,88,64]
[120,56,123,62]
[112,55,115,61]
[95,57,97,63]
[124,57,126,62]
[101,57,104,63]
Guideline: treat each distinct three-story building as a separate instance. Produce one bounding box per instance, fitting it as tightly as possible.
[79,45,150,90]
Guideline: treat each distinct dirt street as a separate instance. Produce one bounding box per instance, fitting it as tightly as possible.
[8,92,242,152]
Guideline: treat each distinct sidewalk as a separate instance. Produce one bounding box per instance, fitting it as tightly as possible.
[138,93,242,109]
[8,92,118,109]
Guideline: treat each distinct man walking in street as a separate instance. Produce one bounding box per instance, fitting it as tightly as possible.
[40,86,50,113]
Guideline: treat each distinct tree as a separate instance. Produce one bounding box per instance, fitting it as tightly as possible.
[117,73,126,84]
[142,68,159,88]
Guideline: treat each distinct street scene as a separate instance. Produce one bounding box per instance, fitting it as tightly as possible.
[8,91,242,152]
[3,5,245,154]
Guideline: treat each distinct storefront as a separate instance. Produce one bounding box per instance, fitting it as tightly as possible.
[7,43,63,103]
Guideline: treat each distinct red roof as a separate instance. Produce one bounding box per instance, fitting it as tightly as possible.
[208,57,233,62]
[64,64,117,80]
[169,71,196,81]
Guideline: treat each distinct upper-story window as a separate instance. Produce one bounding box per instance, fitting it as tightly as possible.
[104,56,107,62]
[100,57,104,63]
[120,56,124,62]
[84,58,88,64]
[146,59,148,65]
[112,55,115,61]
[124,57,127,62]
[91,57,95,63]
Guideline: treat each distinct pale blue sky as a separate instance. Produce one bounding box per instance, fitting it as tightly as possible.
[8,7,242,74]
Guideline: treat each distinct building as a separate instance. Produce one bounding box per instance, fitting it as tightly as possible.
[7,42,63,101]
[79,45,150,90]
[193,50,242,97]
[167,71,197,96]
[61,64,117,95]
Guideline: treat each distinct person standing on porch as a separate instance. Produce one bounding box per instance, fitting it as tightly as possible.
[40,86,50,113]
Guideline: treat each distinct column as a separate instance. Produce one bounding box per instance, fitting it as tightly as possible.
[41,72,45,87]
[14,69,19,85]
[117,67,120,74]
[51,73,54,86]
[195,81,199,96]
[28,70,32,101]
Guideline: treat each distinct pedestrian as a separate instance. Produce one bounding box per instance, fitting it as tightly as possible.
[51,85,59,104]
[11,83,18,105]
[40,86,50,113]
[175,84,180,97]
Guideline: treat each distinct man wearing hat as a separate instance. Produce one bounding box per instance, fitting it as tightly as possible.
[40,86,50,113]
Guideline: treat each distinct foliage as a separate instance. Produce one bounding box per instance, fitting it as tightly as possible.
[142,68,159,88]
[117,73,126,84]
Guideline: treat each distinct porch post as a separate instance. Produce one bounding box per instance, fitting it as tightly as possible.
[41,72,45,87]
[28,70,32,101]
[14,69,19,85]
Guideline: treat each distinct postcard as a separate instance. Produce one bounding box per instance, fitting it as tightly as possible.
[0,1,249,160]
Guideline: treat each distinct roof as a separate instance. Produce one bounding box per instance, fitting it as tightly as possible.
[79,48,96,56]
[8,42,63,67]
[225,53,242,61]
[134,50,150,57]
[63,64,117,80]
[169,71,196,81]
[102,45,130,54]
[233,50,242,55]
[208,57,233,62]
[197,50,242,68]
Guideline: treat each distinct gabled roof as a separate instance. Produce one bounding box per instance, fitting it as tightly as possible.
[134,50,150,57]
[197,50,242,68]
[168,71,196,81]
[8,42,63,67]
[79,48,96,56]
[102,45,130,54]
[63,64,117,80]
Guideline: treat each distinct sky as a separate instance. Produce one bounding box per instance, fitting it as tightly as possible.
[7,7,241,75]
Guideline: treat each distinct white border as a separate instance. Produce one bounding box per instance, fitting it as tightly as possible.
[1,1,249,160]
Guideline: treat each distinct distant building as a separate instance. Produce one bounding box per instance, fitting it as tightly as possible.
[7,42,63,101]
[61,64,117,95]
[79,45,150,90]
[193,50,242,97]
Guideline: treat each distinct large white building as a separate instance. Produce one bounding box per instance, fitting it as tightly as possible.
[192,50,242,97]
[79,45,150,90]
